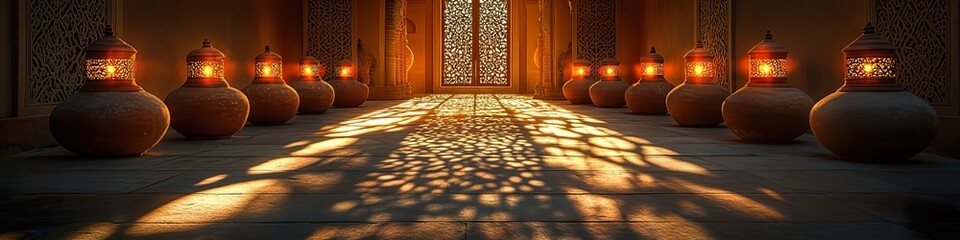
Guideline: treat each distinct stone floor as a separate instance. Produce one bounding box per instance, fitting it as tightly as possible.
[1,94,959,239]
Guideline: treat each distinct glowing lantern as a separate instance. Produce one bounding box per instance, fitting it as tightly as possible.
[290,56,335,114]
[665,40,730,127]
[241,45,300,125]
[49,25,169,156]
[625,47,674,114]
[562,59,597,104]
[722,31,814,143]
[329,60,369,107]
[164,39,250,139]
[588,58,629,107]
[810,23,938,161]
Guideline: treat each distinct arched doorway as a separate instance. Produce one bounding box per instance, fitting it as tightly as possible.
[441,0,510,87]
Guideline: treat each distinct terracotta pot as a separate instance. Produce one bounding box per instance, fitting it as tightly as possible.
[242,83,300,125]
[50,25,169,157]
[666,83,729,127]
[625,80,673,114]
[165,40,250,139]
[723,85,813,142]
[722,32,814,143]
[626,48,672,115]
[329,79,370,108]
[811,23,938,162]
[589,80,629,107]
[563,77,597,104]
[291,79,335,114]
[811,92,938,161]
[166,87,249,139]
[52,91,170,157]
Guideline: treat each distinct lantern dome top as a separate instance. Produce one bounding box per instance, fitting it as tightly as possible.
[748,31,788,58]
[255,45,282,62]
[572,59,591,67]
[843,23,896,57]
[84,25,136,58]
[301,56,320,65]
[641,47,664,63]
[684,41,714,60]
[187,39,225,61]
[599,58,620,66]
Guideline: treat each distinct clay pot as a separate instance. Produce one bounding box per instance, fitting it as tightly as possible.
[50,25,169,157]
[291,80,335,114]
[165,40,250,139]
[666,42,730,127]
[242,46,300,125]
[292,57,335,114]
[589,80,629,107]
[810,24,938,161]
[562,59,595,104]
[52,91,169,157]
[722,32,814,143]
[329,79,370,108]
[242,83,300,125]
[626,48,673,115]
[666,83,729,127]
[330,60,369,108]
[166,87,249,139]
[563,77,597,104]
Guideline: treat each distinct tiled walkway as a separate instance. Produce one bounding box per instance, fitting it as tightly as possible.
[2,94,959,239]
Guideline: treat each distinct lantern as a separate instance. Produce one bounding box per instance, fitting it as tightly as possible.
[240,45,300,125]
[665,41,730,127]
[722,31,814,143]
[49,25,169,156]
[625,47,674,114]
[588,58,629,107]
[810,23,938,161]
[329,60,369,107]
[290,56,336,114]
[164,39,250,139]
[562,59,597,104]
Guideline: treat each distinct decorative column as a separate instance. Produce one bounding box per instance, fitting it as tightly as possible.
[534,0,565,99]
[369,0,414,100]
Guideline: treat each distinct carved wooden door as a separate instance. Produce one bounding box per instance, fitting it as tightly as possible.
[441,0,509,86]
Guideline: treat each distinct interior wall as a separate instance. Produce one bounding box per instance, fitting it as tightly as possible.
[732,0,867,101]
[617,0,646,84]
[355,0,385,88]
[523,0,539,94]
[642,0,696,86]
[407,0,429,93]
[1,0,13,118]
[121,0,303,100]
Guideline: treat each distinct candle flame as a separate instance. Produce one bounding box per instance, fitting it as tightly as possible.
[645,66,655,76]
[863,64,874,73]
[105,65,116,77]
[304,67,313,76]
[760,64,771,75]
[605,67,615,76]
[202,65,213,77]
[340,67,351,77]
[694,65,704,76]
[262,66,272,76]
[576,67,586,77]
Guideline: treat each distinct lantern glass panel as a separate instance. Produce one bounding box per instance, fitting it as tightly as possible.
[255,62,282,78]
[685,61,715,78]
[302,64,320,77]
[748,58,787,78]
[845,57,895,79]
[187,60,224,78]
[337,65,355,78]
[86,58,135,80]
[600,65,619,78]
[573,66,590,78]
[641,62,664,77]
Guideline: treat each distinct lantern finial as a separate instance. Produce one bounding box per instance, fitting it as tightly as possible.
[202,39,210,47]
[650,47,657,53]
[103,24,114,36]
[765,30,772,40]
[696,40,704,48]
[264,45,271,52]
[863,22,876,34]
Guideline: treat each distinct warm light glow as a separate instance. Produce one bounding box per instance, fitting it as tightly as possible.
[105,65,116,77]
[693,65,704,76]
[202,65,213,77]
[262,66,272,76]
[605,67,615,76]
[576,68,586,77]
[339,67,353,78]
[645,66,655,76]
[863,64,874,73]
[304,67,314,76]
[760,64,771,75]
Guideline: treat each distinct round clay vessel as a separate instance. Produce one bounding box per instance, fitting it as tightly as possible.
[49,25,169,157]
[562,59,595,104]
[589,80,629,107]
[626,48,673,115]
[166,87,249,139]
[722,32,814,143]
[330,60,369,108]
[292,57,335,114]
[666,83,729,127]
[810,23,939,162]
[666,41,730,127]
[723,85,813,142]
[51,91,170,157]
[165,40,250,139]
[242,45,300,125]
[242,83,300,125]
